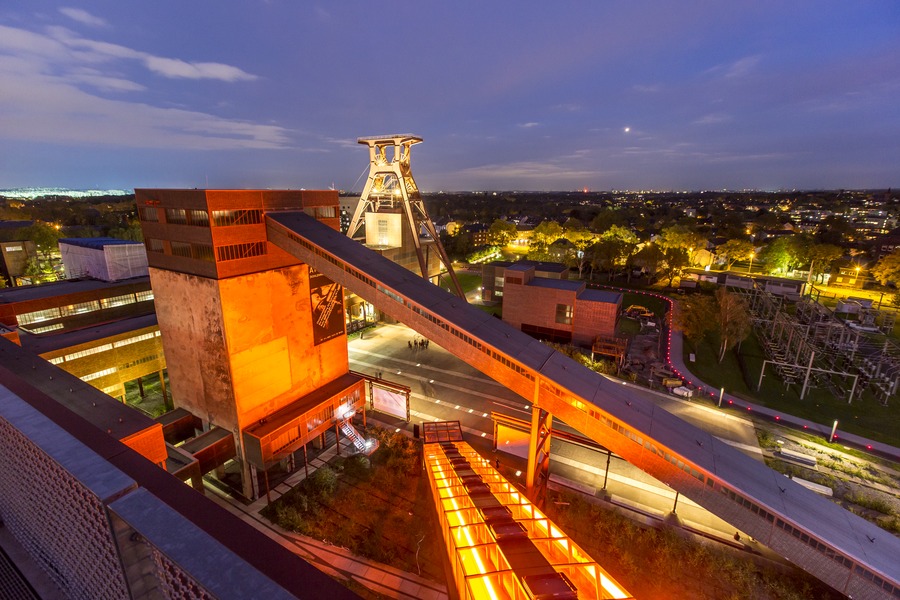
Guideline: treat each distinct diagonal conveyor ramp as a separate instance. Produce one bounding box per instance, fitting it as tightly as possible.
[267,210,900,600]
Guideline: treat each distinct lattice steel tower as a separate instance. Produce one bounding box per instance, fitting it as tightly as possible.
[347,134,464,299]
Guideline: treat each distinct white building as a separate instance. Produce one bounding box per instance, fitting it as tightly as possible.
[59,238,148,282]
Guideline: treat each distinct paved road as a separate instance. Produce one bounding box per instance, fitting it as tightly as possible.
[349,322,762,542]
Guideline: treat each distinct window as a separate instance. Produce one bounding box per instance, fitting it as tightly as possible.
[189,210,209,227]
[170,242,192,258]
[146,238,165,253]
[555,304,573,325]
[192,244,215,262]
[216,242,267,262]
[139,207,159,222]
[494,277,504,288]
[165,208,187,225]
[100,294,134,309]
[211,209,262,227]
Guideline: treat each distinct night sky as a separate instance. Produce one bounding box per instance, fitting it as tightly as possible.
[1,2,898,191]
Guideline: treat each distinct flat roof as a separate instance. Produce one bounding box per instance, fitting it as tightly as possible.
[578,289,622,304]
[0,276,150,305]
[0,337,156,440]
[529,278,583,292]
[59,237,143,250]
[19,313,158,355]
[245,372,363,439]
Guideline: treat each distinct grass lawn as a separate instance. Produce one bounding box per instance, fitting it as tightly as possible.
[438,272,481,294]
[545,489,839,600]
[684,333,900,447]
[261,428,446,583]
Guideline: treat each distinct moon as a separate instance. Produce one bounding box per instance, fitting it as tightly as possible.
[624,127,631,133]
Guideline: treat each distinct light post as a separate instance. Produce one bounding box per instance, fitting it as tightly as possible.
[748,251,755,275]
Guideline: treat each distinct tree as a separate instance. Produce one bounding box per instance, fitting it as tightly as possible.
[662,248,689,287]
[486,219,517,246]
[634,244,665,283]
[872,249,900,285]
[758,238,793,274]
[589,209,627,233]
[600,224,638,245]
[16,222,61,261]
[674,295,717,344]
[816,215,853,245]
[716,239,755,270]
[109,219,144,242]
[591,239,625,281]
[531,220,564,248]
[657,225,705,255]
[806,244,843,283]
[715,287,752,363]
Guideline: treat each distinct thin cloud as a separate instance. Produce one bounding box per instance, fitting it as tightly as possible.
[45,27,257,82]
[518,122,540,128]
[143,56,256,81]
[0,24,284,150]
[725,55,761,79]
[59,8,107,28]
[705,55,761,80]
[693,113,732,125]
[457,161,596,181]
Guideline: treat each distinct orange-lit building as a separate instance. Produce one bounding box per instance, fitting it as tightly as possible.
[500,263,621,346]
[136,189,365,498]
[423,421,632,600]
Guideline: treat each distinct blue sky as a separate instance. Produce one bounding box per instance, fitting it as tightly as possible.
[1,2,898,191]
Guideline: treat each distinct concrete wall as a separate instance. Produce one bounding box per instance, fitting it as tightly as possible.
[218,264,349,430]
[149,268,237,431]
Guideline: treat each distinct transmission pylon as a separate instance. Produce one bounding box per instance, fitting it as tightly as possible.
[347,134,465,299]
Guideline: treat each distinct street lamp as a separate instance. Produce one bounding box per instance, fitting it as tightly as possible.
[748,251,755,275]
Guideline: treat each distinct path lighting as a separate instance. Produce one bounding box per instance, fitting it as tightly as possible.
[748,251,755,274]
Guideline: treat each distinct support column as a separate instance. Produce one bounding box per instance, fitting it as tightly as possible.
[525,405,552,508]
[158,370,171,411]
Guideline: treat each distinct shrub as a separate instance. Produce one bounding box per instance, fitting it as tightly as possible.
[308,466,337,499]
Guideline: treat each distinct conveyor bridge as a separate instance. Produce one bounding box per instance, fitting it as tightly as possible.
[267,210,900,600]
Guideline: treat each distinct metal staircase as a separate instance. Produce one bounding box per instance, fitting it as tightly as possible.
[339,418,379,455]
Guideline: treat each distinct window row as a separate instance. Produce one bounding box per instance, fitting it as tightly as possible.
[212,209,262,227]
[64,344,113,362]
[303,206,337,219]
[775,518,853,570]
[18,300,100,325]
[854,564,900,597]
[146,239,214,262]
[162,208,209,227]
[216,242,267,262]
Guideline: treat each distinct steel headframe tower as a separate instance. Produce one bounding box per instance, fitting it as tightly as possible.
[347,134,465,299]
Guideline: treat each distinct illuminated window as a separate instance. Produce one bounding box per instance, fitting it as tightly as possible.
[189,210,209,226]
[555,304,573,325]
[211,209,262,226]
[165,208,187,225]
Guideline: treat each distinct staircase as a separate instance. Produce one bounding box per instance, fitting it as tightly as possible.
[339,418,379,455]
